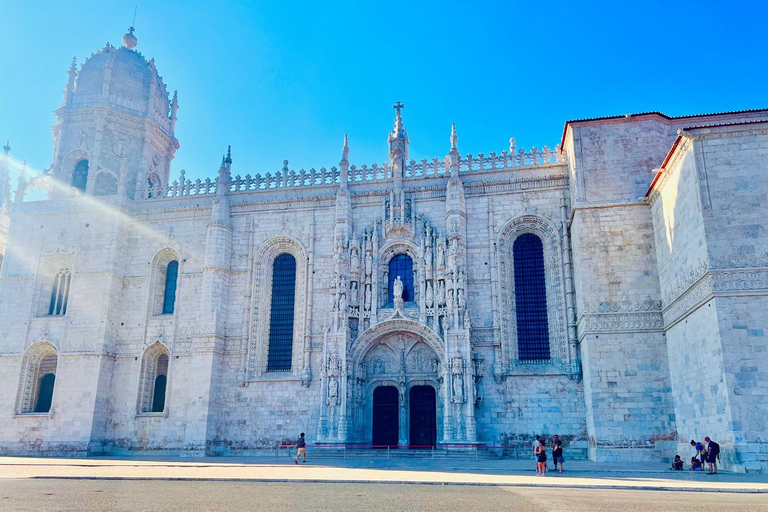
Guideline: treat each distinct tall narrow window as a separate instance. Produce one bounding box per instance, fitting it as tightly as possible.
[388,254,414,303]
[162,260,178,314]
[71,159,89,192]
[48,269,71,316]
[151,354,169,412]
[139,344,170,414]
[267,253,296,372]
[513,234,550,361]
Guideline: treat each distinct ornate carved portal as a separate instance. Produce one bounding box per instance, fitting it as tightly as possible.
[351,331,443,447]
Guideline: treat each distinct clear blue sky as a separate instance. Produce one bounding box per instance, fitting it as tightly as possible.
[1,0,766,183]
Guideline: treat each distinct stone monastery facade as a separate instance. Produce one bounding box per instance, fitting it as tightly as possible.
[1,29,767,472]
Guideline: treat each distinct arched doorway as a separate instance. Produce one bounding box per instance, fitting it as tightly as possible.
[372,386,398,447]
[409,385,436,447]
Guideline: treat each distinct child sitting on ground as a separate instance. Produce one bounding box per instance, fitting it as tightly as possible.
[690,457,703,471]
[672,455,684,470]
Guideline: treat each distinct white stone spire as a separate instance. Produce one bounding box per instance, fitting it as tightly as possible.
[387,102,409,192]
[339,134,350,190]
[449,122,460,178]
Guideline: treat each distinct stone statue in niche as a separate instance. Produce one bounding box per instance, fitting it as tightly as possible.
[327,377,339,405]
[350,281,359,303]
[393,276,403,300]
[426,282,434,307]
[452,374,463,403]
[364,284,371,310]
[425,245,433,274]
[365,252,373,277]
[437,244,446,268]
[338,293,348,320]
[350,247,360,271]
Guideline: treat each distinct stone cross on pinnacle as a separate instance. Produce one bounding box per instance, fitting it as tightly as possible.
[393,101,405,113]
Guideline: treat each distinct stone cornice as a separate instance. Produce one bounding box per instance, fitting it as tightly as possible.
[662,267,768,328]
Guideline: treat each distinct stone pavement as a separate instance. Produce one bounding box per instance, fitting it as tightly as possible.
[0,456,766,493]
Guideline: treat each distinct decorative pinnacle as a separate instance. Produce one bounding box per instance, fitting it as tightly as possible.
[450,122,458,151]
[225,145,232,164]
[69,57,77,73]
[2,141,10,155]
[392,101,406,138]
[341,133,349,162]
[172,90,179,105]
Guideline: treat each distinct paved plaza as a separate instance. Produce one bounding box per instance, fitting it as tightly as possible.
[0,456,766,494]
[3,480,768,512]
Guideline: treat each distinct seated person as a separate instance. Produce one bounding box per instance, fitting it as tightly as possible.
[672,455,684,470]
[690,457,703,471]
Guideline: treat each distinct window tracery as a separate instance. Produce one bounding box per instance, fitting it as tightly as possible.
[497,215,567,369]
[248,236,308,378]
[138,343,170,414]
[16,342,58,415]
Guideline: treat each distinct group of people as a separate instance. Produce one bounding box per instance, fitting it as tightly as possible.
[671,436,720,474]
[532,435,564,476]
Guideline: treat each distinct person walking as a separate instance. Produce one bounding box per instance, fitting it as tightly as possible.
[294,432,307,465]
[704,436,720,474]
[535,438,547,476]
[552,434,564,473]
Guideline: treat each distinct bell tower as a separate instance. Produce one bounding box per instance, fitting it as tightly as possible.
[49,27,179,199]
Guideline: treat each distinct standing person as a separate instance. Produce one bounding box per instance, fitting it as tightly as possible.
[294,432,307,465]
[535,438,547,476]
[552,434,564,473]
[704,436,720,474]
[532,435,542,471]
[690,439,707,466]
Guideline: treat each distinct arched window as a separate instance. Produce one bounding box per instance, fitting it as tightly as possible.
[48,268,71,316]
[139,345,170,413]
[162,260,178,314]
[71,159,89,192]
[388,254,414,303]
[151,356,169,412]
[267,253,296,372]
[34,373,56,413]
[513,234,550,361]
[151,253,180,316]
[17,344,58,414]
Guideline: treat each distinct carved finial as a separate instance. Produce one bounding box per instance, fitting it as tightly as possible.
[282,160,289,173]
[122,26,137,49]
[171,90,179,106]
[392,101,406,138]
[450,122,458,152]
[2,141,9,155]
[69,57,77,73]
[509,137,517,153]
[341,133,349,163]
[225,145,232,164]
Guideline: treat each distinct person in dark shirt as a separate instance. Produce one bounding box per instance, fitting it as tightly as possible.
[535,438,547,476]
[704,436,720,474]
[294,432,307,465]
[671,455,684,470]
[552,434,564,473]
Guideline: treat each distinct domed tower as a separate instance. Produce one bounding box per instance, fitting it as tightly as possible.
[50,27,179,198]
